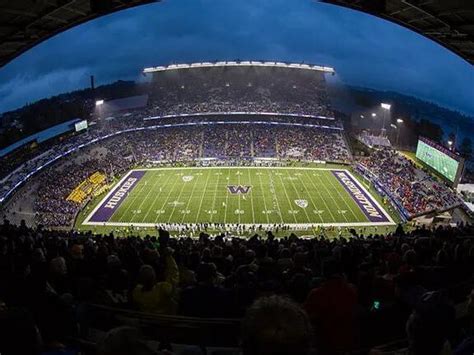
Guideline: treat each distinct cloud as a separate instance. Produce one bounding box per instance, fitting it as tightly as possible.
[0,67,90,110]
[0,0,473,116]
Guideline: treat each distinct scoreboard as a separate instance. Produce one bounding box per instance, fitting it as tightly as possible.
[415,137,464,185]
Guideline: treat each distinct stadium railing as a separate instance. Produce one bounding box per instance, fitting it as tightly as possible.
[73,277,472,354]
[79,303,241,349]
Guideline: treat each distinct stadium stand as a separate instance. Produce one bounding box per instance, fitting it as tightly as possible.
[16,123,349,228]
[0,62,471,355]
[357,131,392,148]
[148,65,335,118]
[0,112,462,228]
[0,220,472,355]
[357,149,463,219]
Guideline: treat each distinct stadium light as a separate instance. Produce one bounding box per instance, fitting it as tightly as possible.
[360,115,365,119]
[380,103,391,138]
[371,113,377,117]
[390,124,397,129]
[396,118,404,124]
[95,100,104,106]
[448,140,453,146]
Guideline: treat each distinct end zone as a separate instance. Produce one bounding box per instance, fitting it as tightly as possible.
[84,170,146,224]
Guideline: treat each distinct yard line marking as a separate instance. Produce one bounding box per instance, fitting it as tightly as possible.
[267,169,284,224]
[140,171,171,223]
[297,171,324,224]
[129,173,161,223]
[154,169,183,224]
[257,172,271,224]
[209,169,221,224]
[167,169,193,223]
[224,168,231,224]
[319,172,350,223]
[194,169,212,224]
[303,170,337,222]
[141,171,174,222]
[247,169,256,224]
[276,172,298,224]
[321,171,358,222]
[181,169,201,224]
[237,169,242,224]
[284,169,313,223]
[317,171,350,222]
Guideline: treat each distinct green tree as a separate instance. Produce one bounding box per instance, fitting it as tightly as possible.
[460,137,472,160]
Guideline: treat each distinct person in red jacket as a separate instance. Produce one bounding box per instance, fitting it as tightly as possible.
[304,258,358,354]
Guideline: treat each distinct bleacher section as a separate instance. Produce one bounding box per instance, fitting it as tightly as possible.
[66,172,107,204]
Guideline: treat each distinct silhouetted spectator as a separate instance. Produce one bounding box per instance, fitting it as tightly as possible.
[241,295,312,355]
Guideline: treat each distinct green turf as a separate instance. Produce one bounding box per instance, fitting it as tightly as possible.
[82,166,395,228]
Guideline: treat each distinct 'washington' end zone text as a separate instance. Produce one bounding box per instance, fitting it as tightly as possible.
[332,170,390,223]
[87,170,146,223]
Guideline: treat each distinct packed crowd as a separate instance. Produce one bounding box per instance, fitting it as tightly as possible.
[4,121,464,229]
[3,124,351,228]
[0,114,344,203]
[149,66,335,117]
[359,149,462,217]
[33,148,131,228]
[0,220,473,355]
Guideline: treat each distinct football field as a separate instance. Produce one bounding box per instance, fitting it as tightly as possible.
[83,167,395,228]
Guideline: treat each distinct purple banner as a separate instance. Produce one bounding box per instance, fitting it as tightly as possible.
[88,170,146,223]
[332,170,390,223]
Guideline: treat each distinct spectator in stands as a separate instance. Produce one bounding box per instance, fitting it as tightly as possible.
[47,256,71,297]
[454,289,474,355]
[98,326,158,355]
[406,291,455,355]
[0,219,473,353]
[0,306,41,355]
[98,255,131,308]
[241,295,313,355]
[179,262,232,317]
[304,258,358,353]
[132,264,177,315]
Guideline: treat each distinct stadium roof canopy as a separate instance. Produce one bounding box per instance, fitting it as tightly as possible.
[0,0,473,68]
[143,61,336,74]
[0,0,159,68]
[321,0,474,65]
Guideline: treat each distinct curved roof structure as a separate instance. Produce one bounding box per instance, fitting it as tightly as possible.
[322,0,474,65]
[143,61,335,74]
[0,0,473,68]
[0,0,159,68]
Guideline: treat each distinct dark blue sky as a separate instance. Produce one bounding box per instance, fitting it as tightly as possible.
[0,0,473,116]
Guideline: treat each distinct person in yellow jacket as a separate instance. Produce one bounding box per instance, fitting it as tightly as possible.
[132,252,179,315]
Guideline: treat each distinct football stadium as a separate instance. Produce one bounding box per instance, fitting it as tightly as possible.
[0,1,474,355]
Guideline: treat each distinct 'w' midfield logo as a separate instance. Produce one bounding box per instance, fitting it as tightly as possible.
[227,185,252,194]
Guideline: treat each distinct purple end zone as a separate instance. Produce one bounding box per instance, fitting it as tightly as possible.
[88,170,146,223]
[332,170,390,223]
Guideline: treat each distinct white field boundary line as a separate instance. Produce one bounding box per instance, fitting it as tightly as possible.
[345,170,395,224]
[82,221,395,228]
[82,167,396,227]
[83,170,134,224]
[131,166,341,171]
